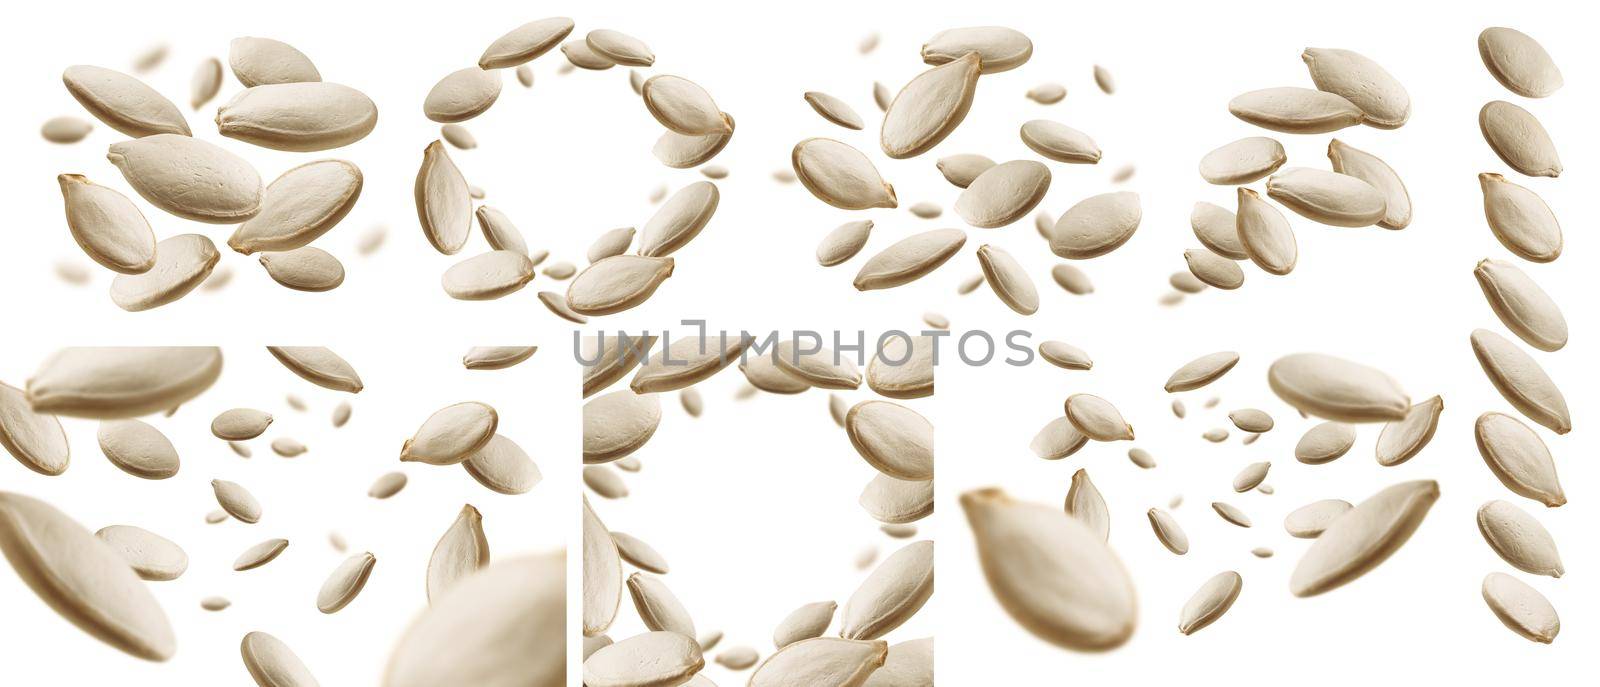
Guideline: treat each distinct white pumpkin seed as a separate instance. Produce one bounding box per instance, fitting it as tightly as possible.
[478,18,574,68]
[1020,120,1101,163]
[440,123,476,149]
[584,632,703,687]
[1374,395,1444,466]
[57,174,156,274]
[936,154,995,188]
[1327,139,1411,229]
[1232,461,1271,493]
[872,82,891,111]
[383,553,564,687]
[583,496,622,637]
[793,138,897,210]
[1030,417,1087,461]
[1229,409,1273,434]
[1048,192,1140,259]
[201,597,230,611]
[0,382,70,476]
[774,340,860,390]
[213,479,261,523]
[1479,27,1562,97]
[462,434,541,495]
[881,52,980,159]
[1470,328,1569,434]
[1228,87,1363,133]
[1164,351,1239,393]
[976,245,1038,315]
[1479,173,1561,262]
[741,353,811,395]
[401,402,498,465]
[427,505,488,602]
[1477,500,1563,577]
[960,488,1137,650]
[1147,509,1189,555]
[41,116,94,143]
[1301,48,1409,128]
[841,540,933,640]
[1474,260,1566,351]
[1481,572,1560,643]
[1474,412,1564,507]
[1284,499,1354,538]
[462,346,536,371]
[804,91,864,130]
[1295,421,1356,464]
[1190,202,1247,260]
[750,637,886,687]
[1093,65,1115,93]
[217,83,378,151]
[233,538,289,571]
[582,335,657,398]
[1212,502,1252,527]
[587,30,654,67]
[1039,341,1091,371]
[367,472,407,499]
[229,160,362,254]
[240,631,319,687]
[259,247,344,292]
[0,492,175,660]
[415,141,472,255]
[107,135,261,223]
[653,116,735,169]
[562,38,615,70]
[583,390,661,464]
[642,75,729,135]
[1128,448,1156,469]
[1266,167,1387,227]
[639,181,719,257]
[854,229,965,290]
[1479,101,1561,178]
[27,347,223,418]
[1178,571,1242,635]
[1062,469,1110,540]
[1065,394,1133,441]
[267,346,362,393]
[920,26,1032,73]
[1184,249,1244,289]
[1267,353,1409,422]
[860,637,930,687]
[631,334,752,393]
[62,65,190,137]
[108,234,219,311]
[424,68,501,123]
[229,37,320,86]
[441,251,534,301]
[956,161,1051,228]
[94,525,186,581]
[817,220,873,267]
[584,465,629,499]
[1026,82,1067,104]
[588,227,636,263]
[1199,137,1285,185]
[316,552,375,613]
[97,419,179,479]
[1050,264,1094,294]
[629,572,695,637]
[1290,480,1439,596]
[846,401,932,481]
[859,473,933,525]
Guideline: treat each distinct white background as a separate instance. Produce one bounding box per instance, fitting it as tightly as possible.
[1,0,1595,684]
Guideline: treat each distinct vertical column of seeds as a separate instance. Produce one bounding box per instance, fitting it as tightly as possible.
[0,344,570,684]
[581,328,934,685]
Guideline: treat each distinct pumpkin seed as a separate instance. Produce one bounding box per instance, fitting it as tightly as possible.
[41,116,94,143]
[976,245,1038,315]
[401,402,498,465]
[750,637,886,686]
[920,26,1032,73]
[439,251,533,301]
[1065,394,1133,441]
[1284,499,1353,538]
[367,472,407,499]
[1049,192,1140,259]
[1479,101,1561,177]
[384,553,565,686]
[57,174,156,274]
[240,631,319,687]
[229,37,320,86]
[1295,421,1356,464]
[588,227,636,263]
[1147,508,1189,555]
[584,465,629,499]
[846,401,932,481]
[1301,48,1409,128]
[872,82,891,111]
[201,597,230,611]
[561,39,615,70]
[854,229,965,290]
[1199,137,1285,185]
[817,220,873,267]
[960,488,1137,650]
[230,538,290,574]
[1478,28,1563,98]
[1481,572,1560,643]
[107,135,261,223]
[1474,412,1564,507]
[1229,409,1273,434]
[582,335,657,398]
[217,82,378,151]
[583,495,622,637]
[1470,328,1569,434]
[1164,351,1239,392]
[62,65,189,137]
[462,434,540,495]
[1128,448,1156,469]
[1093,65,1115,93]
[860,636,929,687]
[586,29,654,67]
[642,75,729,135]
[479,17,574,68]
[415,141,472,255]
[1267,353,1409,422]
[1212,502,1252,527]
[1290,480,1438,596]
[212,479,261,523]
[1039,341,1092,371]
[859,473,933,524]
[259,246,344,292]
[229,160,362,254]
[27,347,223,419]
[583,631,703,687]
[1474,260,1566,351]
[1020,119,1101,163]
[1029,417,1087,461]
[611,531,669,574]
[1374,395,1443,466]
[804,91,864,130]
[440,123,476,149]
[583,390,661,464]
[936,154,995,188]
[841,540,933,640]
[1477,500,1563,577]
[267,346,362,393]
[1064,469,1109,540]
[1228,87,1362,133]
[94,525,186,581]
[1266,167,1387,227]
[462,347,537,371]
[640,181,719,257]
[956,161,1051,228]
[793,138,897,210]
[1050,264,1094,294]
[1232,461,1271,492]
[427,505,488,602]
[97,419,179,479]
[317,552,375,613]
[632,334,752,393]
[108,234,219,311]
[1178,571,1242,635]
[1327,139,1411,229]
[1190,201,1247,260]
[1479,173,1561,262]
[0,382,70,476]
[1184,249,1244,289]
[653,115,734,168]
[0,492,175,660]
[424,68,501,123]
[881,52,980,159]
